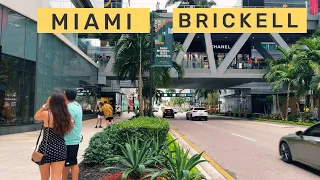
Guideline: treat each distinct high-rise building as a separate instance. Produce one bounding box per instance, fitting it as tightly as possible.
[0,0,99,135]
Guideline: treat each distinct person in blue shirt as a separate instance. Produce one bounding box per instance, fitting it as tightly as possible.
[62,88,83,180]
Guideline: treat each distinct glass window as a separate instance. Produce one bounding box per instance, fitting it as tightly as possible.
[0,53,24,70]
[0,68,26,126]
[194,107,206,110]
[269,44,277,50]
[21,72,35,119]
[37,34,48,65]
[305,124,320,137]
[261,44,268,50]
[0,5,2,40]
[25,19,37,61]
[1,7,26,59]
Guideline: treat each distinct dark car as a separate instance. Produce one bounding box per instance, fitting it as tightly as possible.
[279,123,320,171]
[163,108,175,118]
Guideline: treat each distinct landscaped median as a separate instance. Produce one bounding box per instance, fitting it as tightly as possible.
[80,117,206,180]
[252,118,313,126]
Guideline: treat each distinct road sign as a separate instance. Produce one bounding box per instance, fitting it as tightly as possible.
[159,93,193,97]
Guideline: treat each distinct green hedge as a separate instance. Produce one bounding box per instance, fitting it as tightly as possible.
[83,117,169,165]
[253,118,313,126]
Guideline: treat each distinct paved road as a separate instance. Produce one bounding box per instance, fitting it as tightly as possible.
[169,113,320,180]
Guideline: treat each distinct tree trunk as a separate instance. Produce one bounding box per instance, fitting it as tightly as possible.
[277,94,284,120]
[296,102,300,115]
[285,83,291,121]
[138,40,144,116]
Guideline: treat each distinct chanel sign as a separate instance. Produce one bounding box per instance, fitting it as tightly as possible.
[212,45,231,50]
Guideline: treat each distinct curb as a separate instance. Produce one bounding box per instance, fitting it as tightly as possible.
[170,128,235,180]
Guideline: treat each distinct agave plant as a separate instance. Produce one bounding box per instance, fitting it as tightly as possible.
[104,137,166,180]
[163,143,207,180]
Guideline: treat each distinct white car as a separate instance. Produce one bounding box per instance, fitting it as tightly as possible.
[186,107,208,121]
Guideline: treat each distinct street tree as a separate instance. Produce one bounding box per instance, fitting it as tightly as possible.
[265,47,298,120]
[112,33,184,116]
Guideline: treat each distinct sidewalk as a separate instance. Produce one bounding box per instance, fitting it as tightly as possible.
[0,112,133,180]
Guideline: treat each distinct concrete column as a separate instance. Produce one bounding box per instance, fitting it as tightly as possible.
[175,33,196,64]
[104,56,114,73]
[269,33,290,50]
[272,95,277,114]
[204,33,216,74]
[217,33,251,74]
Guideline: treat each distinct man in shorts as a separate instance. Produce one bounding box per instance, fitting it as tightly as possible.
[102,101,113,127]
[62,88,83,180]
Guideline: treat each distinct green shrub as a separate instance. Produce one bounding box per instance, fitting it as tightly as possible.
[105,137,166,180]
[83,117,170,165]
[83,124,120,164]
[117,117,169,143]
[166,133,203,180]
[163,138,206,180]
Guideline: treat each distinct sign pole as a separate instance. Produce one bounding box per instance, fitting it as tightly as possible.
[149,11,155,116]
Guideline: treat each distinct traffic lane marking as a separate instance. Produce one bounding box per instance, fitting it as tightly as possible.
[171,127,236,180]
[232,133,257,142]
[194,122,202,125]
[223,121,238,125]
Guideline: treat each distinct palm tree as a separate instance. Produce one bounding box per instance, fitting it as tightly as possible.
[194,89,216,99]
[112,33,184,116]
[166,0,216,8]
[298,36,320,118]
[112,34,150,116]
[265,47,297,120]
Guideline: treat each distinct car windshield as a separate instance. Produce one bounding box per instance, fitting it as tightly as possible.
[194,108,206,110]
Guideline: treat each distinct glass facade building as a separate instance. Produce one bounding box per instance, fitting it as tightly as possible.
[0,5,98,127]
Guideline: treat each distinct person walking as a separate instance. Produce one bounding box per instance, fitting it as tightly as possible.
[102,101,113,127]
[95,102,103,128]
[287,106,292,116]
[62,89,83,180]
[116,104,122,119]
[33,91,72,180]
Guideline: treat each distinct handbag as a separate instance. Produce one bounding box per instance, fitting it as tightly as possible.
[31,111,50,164]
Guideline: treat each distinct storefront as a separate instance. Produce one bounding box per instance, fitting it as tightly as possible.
[182,41,252,69]
[0,5,98,129]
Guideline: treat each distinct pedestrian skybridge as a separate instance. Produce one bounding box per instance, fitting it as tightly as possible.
[98,12,319,90]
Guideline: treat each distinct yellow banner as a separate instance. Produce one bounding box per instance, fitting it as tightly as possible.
[37,8,150,33]
[173,8,307,33]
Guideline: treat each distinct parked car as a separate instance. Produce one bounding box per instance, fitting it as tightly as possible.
[163,108,175,118]
[279,123,320,171]
[186,107,208,121]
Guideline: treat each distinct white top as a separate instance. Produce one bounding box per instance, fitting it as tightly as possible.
[288,107,292,112]
[116,105,121,112]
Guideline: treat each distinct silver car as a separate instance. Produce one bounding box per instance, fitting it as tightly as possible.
[279,123,320,171]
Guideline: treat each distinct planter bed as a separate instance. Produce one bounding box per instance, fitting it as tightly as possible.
[71,162,162,180]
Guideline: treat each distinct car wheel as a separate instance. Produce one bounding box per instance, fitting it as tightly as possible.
[280,142,293,163]
[186,115,189,120]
